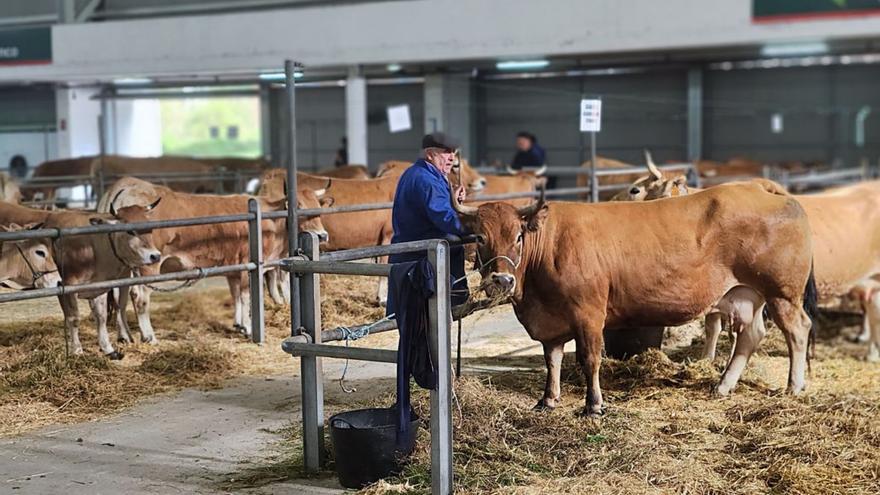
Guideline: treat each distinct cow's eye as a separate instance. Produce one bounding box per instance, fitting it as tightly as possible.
[476,235,486,246]
[35,249,47,259]
[516,232,524,243]
[630,187,641,195]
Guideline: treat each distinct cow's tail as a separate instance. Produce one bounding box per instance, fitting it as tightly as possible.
[803,262,819,372]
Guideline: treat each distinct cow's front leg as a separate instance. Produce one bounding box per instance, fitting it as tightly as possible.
[265,268,284,306]
[227,275,246,333]
[376,256,389,307]
[240,278,253,338]
[114,288,133,344]
[535,341,564,410]
[89,294,122,359]
[131,285,158,344]
[866,292,880,362]
[703,312,724,360]
[279,269,291,305]
[59,294,83,355]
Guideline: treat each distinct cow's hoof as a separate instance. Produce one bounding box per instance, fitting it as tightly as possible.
[576,406,604,418]
[73,347,84,356]
[713,385,732,397]
[106,350,124,360]
[533,400,556,412]
[233,324,249,335]
[117,336,133,344]
[141,335,158,345]
[867,352,880,363]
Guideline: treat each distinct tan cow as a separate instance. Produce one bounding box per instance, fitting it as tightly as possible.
[0,173,22,203]
[99,177,327,339]
[0,200,161,358]
[616,162,880,361]
[452,183,816,415]
[20,156,95,203]
[315,165,371,179]
[0,223,61,289]
[183,156,271,192]
[472,167,547,207]
[92,155,219,194]
[577,156,690,201]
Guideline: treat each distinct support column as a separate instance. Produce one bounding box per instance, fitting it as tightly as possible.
[345,65,368,165]
[55,87,102,158]
[259,83,272,159]
[687,67,703,162]
[424,74,474,161]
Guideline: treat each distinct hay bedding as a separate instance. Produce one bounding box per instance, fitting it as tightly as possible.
[0,274,386,437]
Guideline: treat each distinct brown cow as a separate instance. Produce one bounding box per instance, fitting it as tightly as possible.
[315,165,371,179]
[452,183,816,415]
[577,156,690,201]
[20,156,95,203]
[91,155,219,194]
[473,168,548,207]
[617,166,880,361]
[0,200,161,358]
[0,223,60,289]
[99,177,327,339]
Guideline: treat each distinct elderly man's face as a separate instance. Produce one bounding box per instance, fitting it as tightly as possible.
[425,148,456,175]
[516,136,532,152]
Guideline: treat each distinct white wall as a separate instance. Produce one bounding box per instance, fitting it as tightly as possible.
[2,1,880,81]
[112,99,162,157]
[55,87,101,158]
[0,132,57,170]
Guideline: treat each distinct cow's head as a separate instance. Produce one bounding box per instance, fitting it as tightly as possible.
[612,151,689,202]
[451,151,487,195]
[297,188,330,243]
[96,200,162,267]
[0,223,61,289]
[452,188,548,297]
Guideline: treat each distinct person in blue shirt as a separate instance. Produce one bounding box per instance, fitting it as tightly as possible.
[510,131,546,170]
[387,132,470,314]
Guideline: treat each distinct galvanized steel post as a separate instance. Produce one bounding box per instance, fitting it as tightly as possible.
[285,59,303,337]
[248,199,265,344]
[428,241,454,495]
[590,130,598,203]
[299,231,325,471]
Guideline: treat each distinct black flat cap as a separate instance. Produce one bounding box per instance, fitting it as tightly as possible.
[421,132,459,151]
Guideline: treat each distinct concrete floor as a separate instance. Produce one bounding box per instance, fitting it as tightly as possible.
[0,305,544,494]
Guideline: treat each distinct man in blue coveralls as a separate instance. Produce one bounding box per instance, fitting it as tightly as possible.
[386,132,470,314]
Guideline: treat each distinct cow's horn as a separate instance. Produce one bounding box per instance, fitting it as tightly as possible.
[109,189,125,216]
[516,184,546,217]
[450,184,479,216]
[313,188,326,197]
[644,150,662,180]
[534,165,547,176]
[147,197,162,211]
[505,165,517,176]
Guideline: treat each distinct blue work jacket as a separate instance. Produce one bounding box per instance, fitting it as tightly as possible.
[390,159,465,252]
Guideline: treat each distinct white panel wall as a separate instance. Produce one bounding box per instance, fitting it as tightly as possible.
[0,132,57,170]
[2,1,880,81]
[55,87,101,158]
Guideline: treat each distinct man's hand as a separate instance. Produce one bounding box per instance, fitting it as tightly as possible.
[455,185,467,203]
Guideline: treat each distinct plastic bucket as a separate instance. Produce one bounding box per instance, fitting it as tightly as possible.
[329,407,420,489]
[604,326,664,359]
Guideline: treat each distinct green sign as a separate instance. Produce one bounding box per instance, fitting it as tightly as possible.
[0,27,51,65]
[754,0,880,21]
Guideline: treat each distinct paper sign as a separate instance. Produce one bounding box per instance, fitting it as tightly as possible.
[771,113,783,134]
[387,104,412,133]
[580,99,602,132]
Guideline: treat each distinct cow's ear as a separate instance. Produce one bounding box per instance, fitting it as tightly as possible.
[525,204,549,232]
[319,196,335,208]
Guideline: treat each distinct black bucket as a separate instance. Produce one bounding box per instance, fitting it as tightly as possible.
[603,326,664,359]
[329,407,420,489]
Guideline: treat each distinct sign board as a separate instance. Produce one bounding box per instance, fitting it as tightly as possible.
[771,113,784,134]
[387,104,412,133]
[753,0,880,22]
[580,99,602,132]
[0,27,52,65]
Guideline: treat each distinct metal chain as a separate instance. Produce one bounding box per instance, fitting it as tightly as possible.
[133,267,208,293]
[338,313,396,393]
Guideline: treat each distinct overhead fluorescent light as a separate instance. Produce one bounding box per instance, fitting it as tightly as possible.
[386,63,402,72]
[760,41,828,57]
[496,59,550,70]
[113,77,152,85]
[258,71,303,81]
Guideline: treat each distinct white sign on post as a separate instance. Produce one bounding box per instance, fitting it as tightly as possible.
[387,104,412,133]
[580,99,602,132]
[771,113,783,134]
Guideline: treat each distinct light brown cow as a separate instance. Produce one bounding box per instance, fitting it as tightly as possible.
[0,200,161,358]
[182,156,271,192]
[472,168,547,207]
[0,173,22,203]
[20,156,95,203]
[617,165,880,361]
[577,156,690,201]
[452,183,816,415]
[315,165,371,179]
[0,223,60,289]
[91,155,219,194]
[99,177,327,339]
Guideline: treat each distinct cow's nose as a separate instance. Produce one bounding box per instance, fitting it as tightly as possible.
[149,252,161,264]
[317,231,329,242]
[491,273,516,292]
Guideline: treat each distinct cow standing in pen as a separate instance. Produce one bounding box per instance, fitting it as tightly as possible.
[452,182,816,415]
